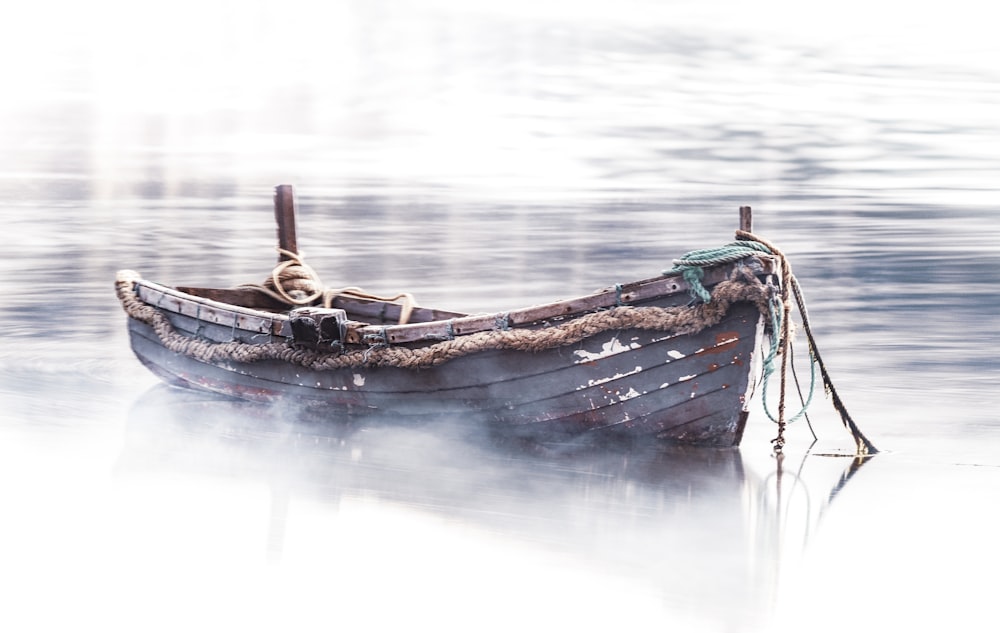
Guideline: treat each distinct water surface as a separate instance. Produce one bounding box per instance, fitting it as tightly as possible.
[2,2,999,631]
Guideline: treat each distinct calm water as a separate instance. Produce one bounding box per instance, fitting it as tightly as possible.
[2,2,999,631]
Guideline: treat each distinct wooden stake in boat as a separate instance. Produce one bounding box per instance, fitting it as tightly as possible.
[175,184,301,310]
[274,184,298,261]
[740,205,752,233]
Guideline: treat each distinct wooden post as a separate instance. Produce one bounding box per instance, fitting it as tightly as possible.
[274,184,298,261]
[739,205,752,233]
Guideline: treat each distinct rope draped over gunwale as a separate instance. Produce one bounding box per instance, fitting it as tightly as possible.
[668,239,776,304]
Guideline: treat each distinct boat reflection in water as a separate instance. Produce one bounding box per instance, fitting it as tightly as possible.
[117,385,870,631]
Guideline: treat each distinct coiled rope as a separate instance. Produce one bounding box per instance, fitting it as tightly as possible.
[238,248,418,324]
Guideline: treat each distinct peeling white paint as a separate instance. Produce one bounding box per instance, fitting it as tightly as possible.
[353,373,366,387]
[679,374,697,382]
[619,387,641,401]
[573,335,640,362]
[649,332,681,344]
[577,365,643,390]
[667,350,685,360]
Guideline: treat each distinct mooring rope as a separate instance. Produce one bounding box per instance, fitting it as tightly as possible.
[732,230,877,456]
[786,270,878,455]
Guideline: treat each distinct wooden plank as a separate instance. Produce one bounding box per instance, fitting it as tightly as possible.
[328,295,468,324]
[274,184,298,261]
[176,286,290,311]
[137,281,288,335]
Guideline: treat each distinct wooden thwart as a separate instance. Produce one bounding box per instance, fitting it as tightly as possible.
[176,286,289,310]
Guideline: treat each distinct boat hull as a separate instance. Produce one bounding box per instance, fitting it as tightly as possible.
[124,290,765,448]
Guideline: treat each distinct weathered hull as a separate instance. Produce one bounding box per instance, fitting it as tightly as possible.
[121,263,769,448]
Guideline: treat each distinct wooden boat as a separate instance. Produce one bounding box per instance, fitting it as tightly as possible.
[115,186,783,449]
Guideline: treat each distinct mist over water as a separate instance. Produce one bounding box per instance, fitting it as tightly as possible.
[2,1,999,631]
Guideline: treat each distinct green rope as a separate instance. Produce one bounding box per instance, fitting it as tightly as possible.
[680,267,711,303]
[759,287,817,426]
[667,240,774,302]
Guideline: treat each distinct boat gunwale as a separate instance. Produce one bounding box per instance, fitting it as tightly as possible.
[129,254,775,346]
